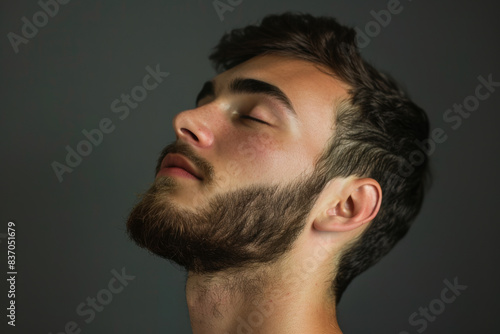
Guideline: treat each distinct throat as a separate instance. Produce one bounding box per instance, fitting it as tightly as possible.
[185,265,341,334]
[186,267,276,334]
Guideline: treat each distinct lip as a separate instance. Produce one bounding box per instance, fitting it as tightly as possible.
[158,153,202,180]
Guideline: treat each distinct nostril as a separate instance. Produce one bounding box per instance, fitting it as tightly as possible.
[181,128,199,142]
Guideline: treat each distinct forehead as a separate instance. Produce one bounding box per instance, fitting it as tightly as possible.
[214,54,349,128]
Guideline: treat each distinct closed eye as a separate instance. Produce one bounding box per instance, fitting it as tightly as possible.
[240,115,269,125]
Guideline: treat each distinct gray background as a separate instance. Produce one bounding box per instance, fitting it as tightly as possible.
[1,0,499,333]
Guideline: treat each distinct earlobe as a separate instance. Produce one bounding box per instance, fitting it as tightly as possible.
[313,178,382,233]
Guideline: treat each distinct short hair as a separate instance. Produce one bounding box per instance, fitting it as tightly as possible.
[209,12,430,303]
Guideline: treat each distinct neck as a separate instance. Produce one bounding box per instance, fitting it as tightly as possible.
[185,264,342,334]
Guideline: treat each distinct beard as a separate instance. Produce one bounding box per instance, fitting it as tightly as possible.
[126,142,327,274]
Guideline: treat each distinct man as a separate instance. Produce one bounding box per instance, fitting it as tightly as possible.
[127,13,430,334]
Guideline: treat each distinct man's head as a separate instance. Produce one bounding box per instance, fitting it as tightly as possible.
[127,13,430,304]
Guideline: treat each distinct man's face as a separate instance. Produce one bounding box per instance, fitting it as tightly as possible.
[127,55,348,272]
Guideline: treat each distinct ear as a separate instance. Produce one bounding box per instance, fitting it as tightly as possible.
[313,178,382,233]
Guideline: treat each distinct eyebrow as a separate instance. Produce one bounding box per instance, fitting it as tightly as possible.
[195,78,296,115]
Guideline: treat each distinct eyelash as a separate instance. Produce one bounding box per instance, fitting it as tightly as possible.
[240,115,269,125]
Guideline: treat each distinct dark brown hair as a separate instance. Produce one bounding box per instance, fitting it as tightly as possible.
[209,12,430,303]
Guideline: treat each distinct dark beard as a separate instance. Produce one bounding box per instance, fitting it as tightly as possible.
[126,144,326,273]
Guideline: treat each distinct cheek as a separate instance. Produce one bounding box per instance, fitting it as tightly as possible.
[215,131,283,185]
[267,144,318,182]
[215,131,314,187]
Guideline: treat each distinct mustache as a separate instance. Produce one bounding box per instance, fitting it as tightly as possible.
[155,142,215,182]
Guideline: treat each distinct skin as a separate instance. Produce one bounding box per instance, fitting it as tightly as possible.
[166,54,345,206]
[166,54,382,334]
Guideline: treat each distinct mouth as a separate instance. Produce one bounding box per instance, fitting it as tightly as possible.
[157,153,203,180]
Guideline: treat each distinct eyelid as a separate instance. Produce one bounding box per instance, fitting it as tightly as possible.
[240,115,269,125]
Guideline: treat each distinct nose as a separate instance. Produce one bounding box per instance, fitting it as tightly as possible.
[173,106,215,148]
